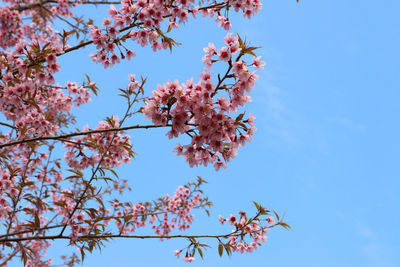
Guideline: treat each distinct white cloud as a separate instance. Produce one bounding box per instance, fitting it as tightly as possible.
[356,222,396,267]
[256,82,298,144]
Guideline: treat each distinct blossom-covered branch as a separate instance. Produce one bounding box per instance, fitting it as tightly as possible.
[0,0,296,264]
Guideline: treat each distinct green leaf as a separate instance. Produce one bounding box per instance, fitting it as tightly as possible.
[224,243,232,256]
[109,169,119,179]
[22,251,27,265]
[218,243,224,257]
[252,201,260,211]
[237,33,244,48]
[80,248,85,261]
[273,210,280,221]
[67,169,84,177]
[198,248,204,259]
[235,113,244,122]
[279,222,291,230]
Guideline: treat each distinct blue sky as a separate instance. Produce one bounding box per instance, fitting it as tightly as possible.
[10,0,400,266]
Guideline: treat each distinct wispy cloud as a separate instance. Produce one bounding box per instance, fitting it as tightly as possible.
[356,222,396,267]
[325,116,365,132]
[256,81,298,144]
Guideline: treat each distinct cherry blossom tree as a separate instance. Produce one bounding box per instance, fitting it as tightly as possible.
[0,0,292,265]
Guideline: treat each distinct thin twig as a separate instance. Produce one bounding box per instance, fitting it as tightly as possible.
[0,121,17,130]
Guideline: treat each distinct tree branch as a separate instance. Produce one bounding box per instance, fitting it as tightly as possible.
[0,124,172,149]
[0,202,210,239]
[0,121,17,130]
[0,233,236,243]
[13,1,122,12]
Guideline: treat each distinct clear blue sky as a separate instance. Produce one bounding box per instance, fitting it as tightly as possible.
[17,1,400,266]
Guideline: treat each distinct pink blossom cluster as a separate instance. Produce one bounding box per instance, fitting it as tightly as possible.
[46,182,206,242]
[0,169,13,202]
[0,143,63,265]
[173,209,274,263]
[0,197,11,218]
[50,187,99,235]
[143,33,262,170]
[89,25,137,68]
[183,255,195,262]
[111,202,147,234]
[0,6,22,48]
[228,0,262,19]
[89,0,262,68]
[23,240,53,267]
[150,186,201,235]
[174,249,197,262]
[0,0,77,49]
[64,117,132,170]
[49,0,73,18]
[105,184,205,238]
[0,143,55,198]
[66,81,92,107]
[0,45,91,138]
[174,249,196,262]
[220,211,271,254]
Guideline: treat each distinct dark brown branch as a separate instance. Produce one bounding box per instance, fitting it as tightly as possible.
[0,221,277,243]
[0,233,235,243]
[0,121,17,130]
[0,124,172,149]
[13,0,122,12]
[0,202,210,239]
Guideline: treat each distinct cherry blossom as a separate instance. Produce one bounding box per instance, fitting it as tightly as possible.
[0,0,289,265]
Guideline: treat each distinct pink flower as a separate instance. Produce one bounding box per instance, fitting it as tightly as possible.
[267,216,275,225]
[108,4,118,17]
[227,214,237,225]
[218,215,225,225]
[46,54,57,64]
[224,33,236,46]
[203,42,216,55]
[182,256,195,262]
[217,46,231,62]
[103,18,112,26]
[174,250,181,258]
[126,50,136,60]
[252,56,266,69]
[214,160,227,171]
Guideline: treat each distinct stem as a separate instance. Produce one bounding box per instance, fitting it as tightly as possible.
[0,121,17,130]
